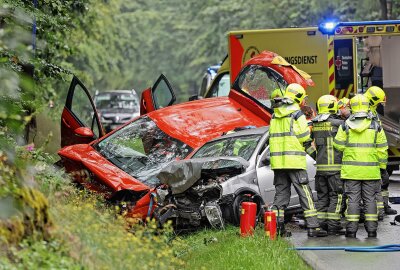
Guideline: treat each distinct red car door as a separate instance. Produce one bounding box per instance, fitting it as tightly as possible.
[140,74,176,115]
[61,76,105,147]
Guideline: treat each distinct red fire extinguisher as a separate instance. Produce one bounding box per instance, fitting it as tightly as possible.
[240,202,257,237]
[264,208,277,240]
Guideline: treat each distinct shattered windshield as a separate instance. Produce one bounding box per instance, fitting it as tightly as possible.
[95,116,193,186]
[94,92,139,112]
[192,134,261,161]
[235,65,287,109]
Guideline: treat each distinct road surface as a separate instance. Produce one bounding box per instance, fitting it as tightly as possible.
[289,176,400,270]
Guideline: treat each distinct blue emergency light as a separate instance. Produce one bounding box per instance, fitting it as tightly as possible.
[318,21,339,35]
[319,20,400,35]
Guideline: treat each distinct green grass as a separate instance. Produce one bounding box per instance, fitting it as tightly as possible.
[180,226,310,270]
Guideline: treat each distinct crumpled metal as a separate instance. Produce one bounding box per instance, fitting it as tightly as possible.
[157,156,249,194]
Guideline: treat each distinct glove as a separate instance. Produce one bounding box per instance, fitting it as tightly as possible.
[380,169,390,186]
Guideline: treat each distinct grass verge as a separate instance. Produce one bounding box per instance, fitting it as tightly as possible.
[180,226,310,270]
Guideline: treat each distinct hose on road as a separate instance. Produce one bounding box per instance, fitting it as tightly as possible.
[292,244,400,252]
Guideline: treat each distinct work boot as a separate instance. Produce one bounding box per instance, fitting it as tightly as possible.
[385,205,398,215]
[327,229,346,235]
[307,228,328,237]
[367,231,377,238]
[345,231,356,238]
[277,222,290,237]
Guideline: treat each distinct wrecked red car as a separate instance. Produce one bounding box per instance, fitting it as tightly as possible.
[58,51,313,220]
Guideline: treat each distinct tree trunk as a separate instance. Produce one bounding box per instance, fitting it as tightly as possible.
[380,0,388,20]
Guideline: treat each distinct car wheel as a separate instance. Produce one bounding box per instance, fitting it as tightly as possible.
[232,193,260,226]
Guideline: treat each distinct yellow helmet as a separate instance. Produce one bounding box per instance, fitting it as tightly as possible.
[271,88,284,99]
[350,94,369,113]
[284,83,307,104]
[364,86,386,107]
[317,95,338,114]
[337,97,350,109]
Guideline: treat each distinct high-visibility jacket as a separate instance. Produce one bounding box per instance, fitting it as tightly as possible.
[270,102,311,170]
[333,115,388,180]
[311,114,344,175]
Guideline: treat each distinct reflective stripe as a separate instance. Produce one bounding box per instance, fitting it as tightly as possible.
[376,142,388,147]
[270,151,306,156]
[326,212,341,220]
[302,185,315,211]
[342,161,379,166]
[304,212,318,217]
[316,164,341,171]
[336,194,343,214]
[270,132,292,137]
[296,130,310,139]
[272,209,284,217]
[365,214,378,221]
[379,159,387,163]
[346,143,375,147]
[347,218,360,222]
[377,201,384,209]
[346,214,360,222]
[327,136,331,165]
[330,137,334,165]
[317,212,328,219]
[333,138,346,145]
[350,101,369,106]
[306,146,316,155]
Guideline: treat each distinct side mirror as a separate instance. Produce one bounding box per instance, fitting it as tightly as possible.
[74,127,94,138]
[189,95,203,101]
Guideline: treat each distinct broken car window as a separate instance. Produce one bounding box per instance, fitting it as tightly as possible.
[95,116,193,186]
[192,134,261,161]
[236,65,287,109]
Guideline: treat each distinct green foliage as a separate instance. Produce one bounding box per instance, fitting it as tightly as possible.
[181,226,310,270]
[1,148,186,269]
[0,239,82,270]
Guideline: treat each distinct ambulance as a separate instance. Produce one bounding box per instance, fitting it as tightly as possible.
[205,20,400,173]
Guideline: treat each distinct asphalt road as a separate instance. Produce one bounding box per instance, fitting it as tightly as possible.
[289,175,400,270]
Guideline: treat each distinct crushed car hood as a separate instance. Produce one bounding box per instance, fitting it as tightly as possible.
[147,97,268,149]
[58,144,150,193]
[157,156,249,195]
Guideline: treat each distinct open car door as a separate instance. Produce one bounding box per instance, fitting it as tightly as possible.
[140,74,176,115]
[61,76,105,147]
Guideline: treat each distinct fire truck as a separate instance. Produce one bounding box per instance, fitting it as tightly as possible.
[205,20,400,172]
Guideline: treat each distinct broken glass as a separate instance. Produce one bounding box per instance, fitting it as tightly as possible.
[95,116,193,186]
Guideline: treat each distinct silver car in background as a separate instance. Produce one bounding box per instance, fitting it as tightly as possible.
[94,90,140,132]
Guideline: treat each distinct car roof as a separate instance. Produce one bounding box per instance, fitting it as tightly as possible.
[208,126,269,142]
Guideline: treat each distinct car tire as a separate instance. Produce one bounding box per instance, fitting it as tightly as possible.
[231,193,263,226]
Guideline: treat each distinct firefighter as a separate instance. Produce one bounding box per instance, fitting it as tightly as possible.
[312,95,345,235]
[364,86,397,217]
[338,97,351,120]
[333,94,388,238]
[271,88,284,99]
[270,83,327,237]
